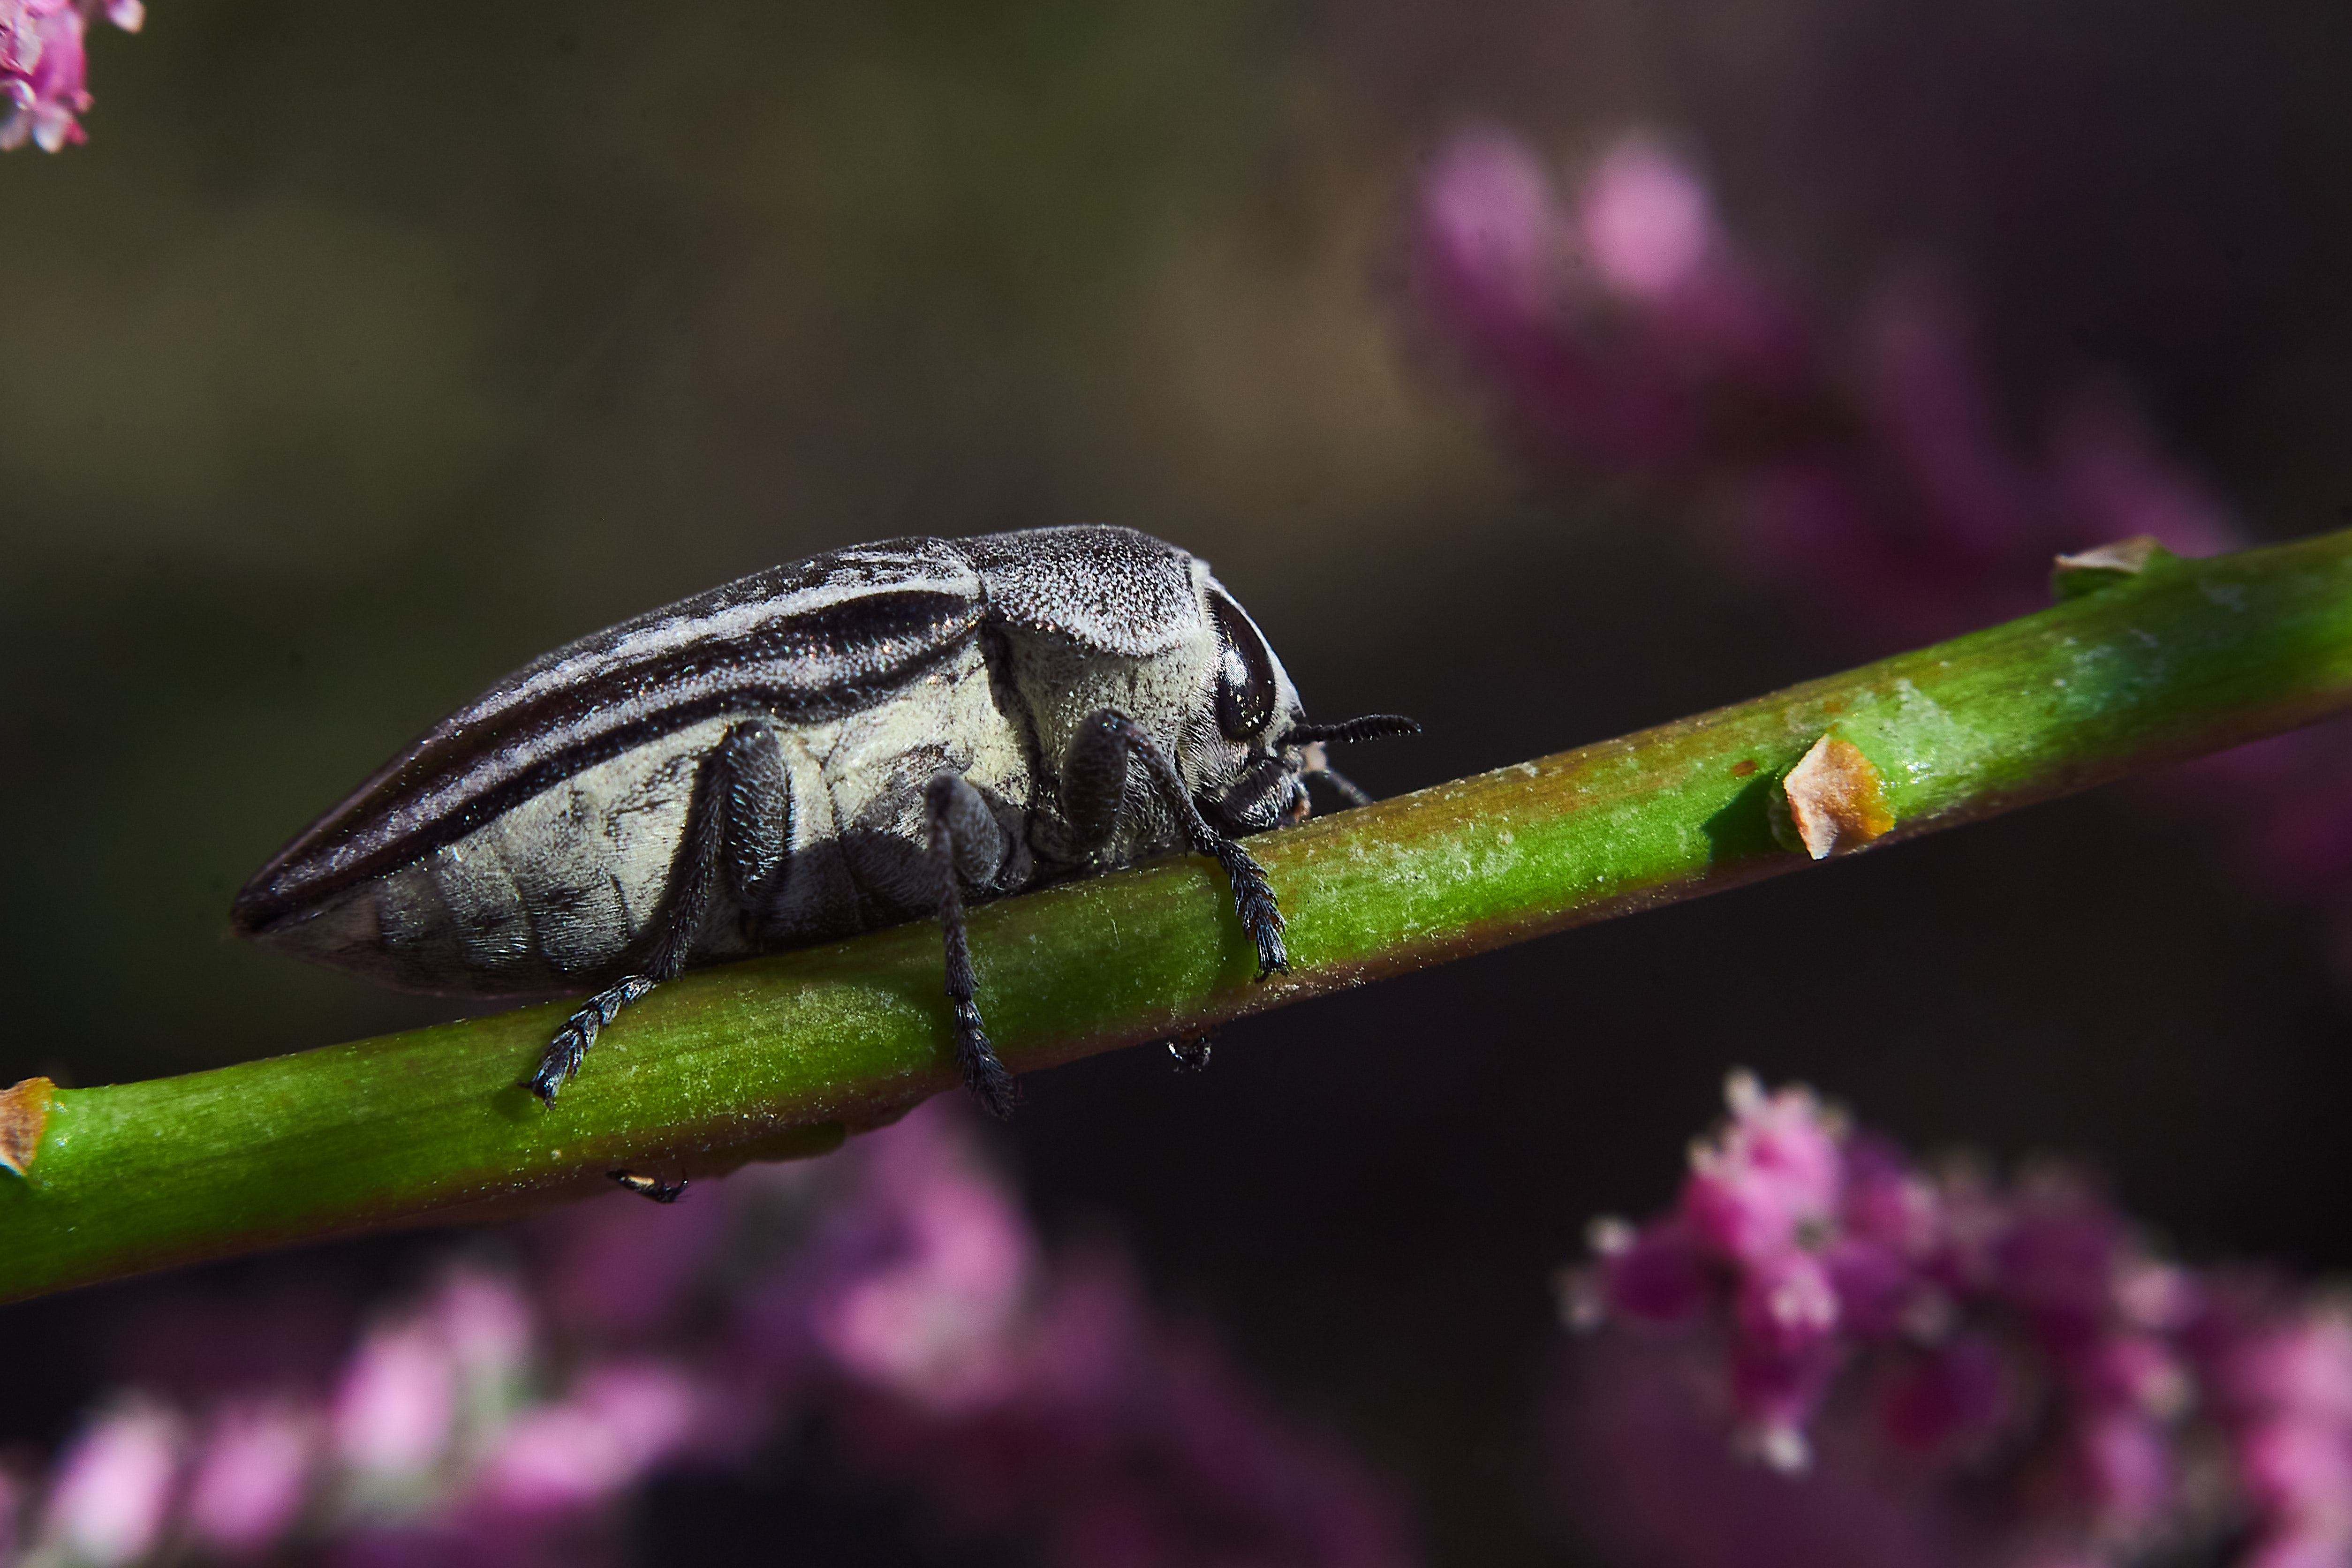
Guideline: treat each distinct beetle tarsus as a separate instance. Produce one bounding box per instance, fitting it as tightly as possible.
[1210,836,1290,978]
[527,974,658,1102]
[954,1001,1015,1120]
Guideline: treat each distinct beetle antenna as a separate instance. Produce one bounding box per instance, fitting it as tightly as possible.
[1286,713,1420,745]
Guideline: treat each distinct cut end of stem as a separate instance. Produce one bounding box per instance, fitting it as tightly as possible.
[2051,535,2182,601]
[1781,735,1895,859]
[1,1077,56,1177]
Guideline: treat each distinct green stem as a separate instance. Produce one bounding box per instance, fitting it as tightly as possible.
[8,532,2352,1303]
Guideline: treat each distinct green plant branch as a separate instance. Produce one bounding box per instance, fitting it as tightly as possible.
[7,531,2352,1303]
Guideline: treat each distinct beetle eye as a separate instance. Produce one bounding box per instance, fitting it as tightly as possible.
[1209,589,1278,740]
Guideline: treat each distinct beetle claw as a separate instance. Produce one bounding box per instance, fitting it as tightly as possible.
[954,1002,1016,1120]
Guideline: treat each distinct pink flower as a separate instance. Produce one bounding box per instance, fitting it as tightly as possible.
[0,0,142,151]
[810,1131,1037,1412]
[1825,1236,1933,1338]
[1728,1335,1843,1470]
[476,1364,700,1514]
[184,1402,315,1556]
[1736,1250,1840,1356]
[1990,1174,2129,1356]
[38,1401,182,1566]
[333,1322,458,1482]
[2073,1406,2174,1532]
[1415,127,1572,332]
[0,0,88,152]
[2242,1528,2352,1568]
[7,1102,1414,1568]
[2077,1334,2191,1417]
[2239,1415,2352,1527]
[428,1268,533,1396]
[1681,1072,1845,1265]
[1578,137,1715,301]
[1876,1335,2010,1456]
[1586,1215,1714,1323]
[1560,1076,2352,1568]
[2228,1314,2352,1425]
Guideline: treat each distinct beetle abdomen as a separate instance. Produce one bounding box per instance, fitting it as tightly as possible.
[247,719,731,995]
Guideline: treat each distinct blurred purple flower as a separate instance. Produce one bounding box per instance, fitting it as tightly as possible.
[1560,1071,2352,1568]
[1407,125,2352,953]
[183,1402,314,1557]
[33,1400,182,1566]
[0,0,139,152]
[1408,125,2224,634]
[474,1363,700,1515]
[1683,1073,1844,1265]
[332,1319,459,1486]
[3,1103,1413,1568]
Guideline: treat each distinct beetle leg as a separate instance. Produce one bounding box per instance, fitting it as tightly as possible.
[924,771,1017,1120]
[1063,710,1290,979]
[528,973,660,1101]
[523,720,786,1103]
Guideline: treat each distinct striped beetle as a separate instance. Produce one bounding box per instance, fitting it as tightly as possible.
[233,526,1415,1118]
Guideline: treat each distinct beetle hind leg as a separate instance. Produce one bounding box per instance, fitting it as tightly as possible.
[523,720,787,1104]
[925,771,1017,1119]
[527,974,659,1100]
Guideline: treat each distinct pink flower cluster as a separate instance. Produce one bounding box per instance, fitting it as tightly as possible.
[0,0,141,152]
[0,1104,1411,1568]
[1409,127,2241,640]
[1408,128,2352,942]
[1564,1071,2352,1568]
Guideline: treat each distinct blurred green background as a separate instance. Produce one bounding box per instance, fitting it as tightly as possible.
[12,0,2352,1561]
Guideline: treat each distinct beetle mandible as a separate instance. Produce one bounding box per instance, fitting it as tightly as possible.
[232,526,1416,1117]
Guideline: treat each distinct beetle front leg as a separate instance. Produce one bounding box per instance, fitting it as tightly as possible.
[1061,710,1289,978]
[925,771,1017,1120]
[524,719,787,1103]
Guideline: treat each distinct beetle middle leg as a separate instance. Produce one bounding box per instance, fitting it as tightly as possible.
[1062,709,1290,978]
[523,719,787,1103]
[925,770,1018,1120]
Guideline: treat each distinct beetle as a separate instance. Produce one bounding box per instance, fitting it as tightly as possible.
[232,525,1416,1119]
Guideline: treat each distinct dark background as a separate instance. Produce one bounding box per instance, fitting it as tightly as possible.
[6,0,2352,1561]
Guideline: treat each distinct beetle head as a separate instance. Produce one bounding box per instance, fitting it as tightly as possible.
[1194,580,1418,832]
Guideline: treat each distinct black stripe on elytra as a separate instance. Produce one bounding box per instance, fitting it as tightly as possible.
[235,586,981,932]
